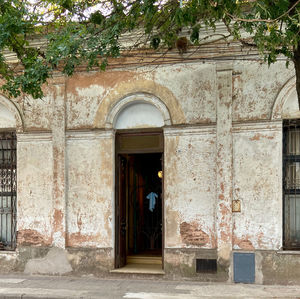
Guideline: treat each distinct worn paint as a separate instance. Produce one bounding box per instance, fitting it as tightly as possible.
[232,122,282,250]
[164,126,216,249]
[66,132,113,248]
[153,64,217,124]
[94,77,185,128]
[233,61,294,121]
[0,54,299,281]
[216,64,233,265]
[17,133,53,245]
[51,83,66,249]
[17,229,52,246]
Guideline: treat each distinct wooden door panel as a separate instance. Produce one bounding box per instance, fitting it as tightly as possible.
[116,155,127,268]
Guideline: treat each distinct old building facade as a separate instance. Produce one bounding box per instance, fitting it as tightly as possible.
[0,47,299,283]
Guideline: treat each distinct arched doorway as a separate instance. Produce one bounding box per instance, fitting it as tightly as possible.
[110,94,170,272]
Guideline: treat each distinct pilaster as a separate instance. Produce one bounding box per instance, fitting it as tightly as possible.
[216,63,233,266]
[51,77,66,248]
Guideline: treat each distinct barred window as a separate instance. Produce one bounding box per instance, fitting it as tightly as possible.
[0,132,16,250]
[283,120,300,249]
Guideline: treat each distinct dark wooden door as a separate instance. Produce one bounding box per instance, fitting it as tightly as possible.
[160,153,164,269]
[115,155,127,268]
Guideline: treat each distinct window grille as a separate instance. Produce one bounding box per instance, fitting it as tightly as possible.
[0,132,16,250]
[283,120,300,249]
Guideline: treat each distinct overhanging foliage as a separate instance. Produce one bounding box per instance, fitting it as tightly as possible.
[1,0,300,104]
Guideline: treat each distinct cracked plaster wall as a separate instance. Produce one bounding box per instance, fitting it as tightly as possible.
[164,127,216,249]
[232,123,282,250]
[0,59,297,271]
[66,132,113,248]
[17,134,53,246]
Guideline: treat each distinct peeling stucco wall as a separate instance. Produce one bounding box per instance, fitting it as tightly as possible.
[21,95,53,131]
[0,55,299,281]
[164,126,216,249]
[66,131,113,248]
[65,63,216,129]
[17,133,53,246]
[232,122,282,250]
[233,61,294,121]
[152,64,217,124]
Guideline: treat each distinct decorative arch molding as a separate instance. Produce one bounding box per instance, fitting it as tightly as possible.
[271,76,299,120]
[106,93,171,129]
[94,79,185,128]
[0,95,24,132]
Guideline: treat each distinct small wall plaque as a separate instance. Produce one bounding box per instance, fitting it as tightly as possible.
[232,200,241,212]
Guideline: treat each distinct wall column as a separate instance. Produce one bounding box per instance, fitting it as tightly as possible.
[216,63,233,268]
[51,78,66,248]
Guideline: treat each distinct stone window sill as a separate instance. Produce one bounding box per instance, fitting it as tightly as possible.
[0,250,17,255]
[277,250,300,255]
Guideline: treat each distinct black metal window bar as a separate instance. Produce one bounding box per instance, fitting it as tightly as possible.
[0,132,16,250]
[283,120,300,249]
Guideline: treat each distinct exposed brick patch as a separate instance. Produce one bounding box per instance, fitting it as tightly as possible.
[18,229,52,246]
[180,221,209,246]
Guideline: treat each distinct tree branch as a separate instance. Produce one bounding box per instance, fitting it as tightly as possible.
[225,0,300,23]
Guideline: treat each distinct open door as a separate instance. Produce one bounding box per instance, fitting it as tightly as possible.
[115,155,127,268]
[115,131,163,269]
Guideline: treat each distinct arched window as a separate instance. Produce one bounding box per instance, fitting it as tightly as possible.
[105,93,171,129]
[114,102,165,129]
[0,97,21,250]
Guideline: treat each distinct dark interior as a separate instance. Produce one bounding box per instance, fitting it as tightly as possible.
[121,153,162,256]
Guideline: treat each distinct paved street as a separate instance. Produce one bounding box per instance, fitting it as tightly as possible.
[0,274,299,298]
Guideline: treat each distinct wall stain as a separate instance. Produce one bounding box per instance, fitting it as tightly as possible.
[18,229,52,246]
[66,232,100,247]
[233,234,255,250]
[250,133,274,141]
[53,209,64,232]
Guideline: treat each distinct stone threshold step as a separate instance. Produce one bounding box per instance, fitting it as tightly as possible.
[110,263,164,275]
[127,255,162,265]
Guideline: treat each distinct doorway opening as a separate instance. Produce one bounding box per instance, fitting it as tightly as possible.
[115,131,163,272]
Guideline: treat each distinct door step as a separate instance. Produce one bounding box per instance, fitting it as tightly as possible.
[110,263,164,275]
[127,255,162,265]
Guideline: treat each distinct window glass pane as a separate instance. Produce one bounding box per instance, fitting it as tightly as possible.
[116,133,163,153]
[6,213,11,244]
[285,195,300,245]
[285,162,300,189]
[287,129,300,155]
[1,213,7,243]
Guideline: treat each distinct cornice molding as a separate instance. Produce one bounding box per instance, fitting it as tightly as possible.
[66,130,114,141]
[17,132,52,143]
[164,124,216,136]
[232,120,282,133]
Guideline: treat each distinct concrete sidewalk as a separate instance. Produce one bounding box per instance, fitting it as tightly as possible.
[0,274,299,298]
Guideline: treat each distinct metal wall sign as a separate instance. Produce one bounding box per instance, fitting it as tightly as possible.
[0,132,16,250]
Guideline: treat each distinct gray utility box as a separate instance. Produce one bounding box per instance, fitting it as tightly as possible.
[233,252,255,283]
